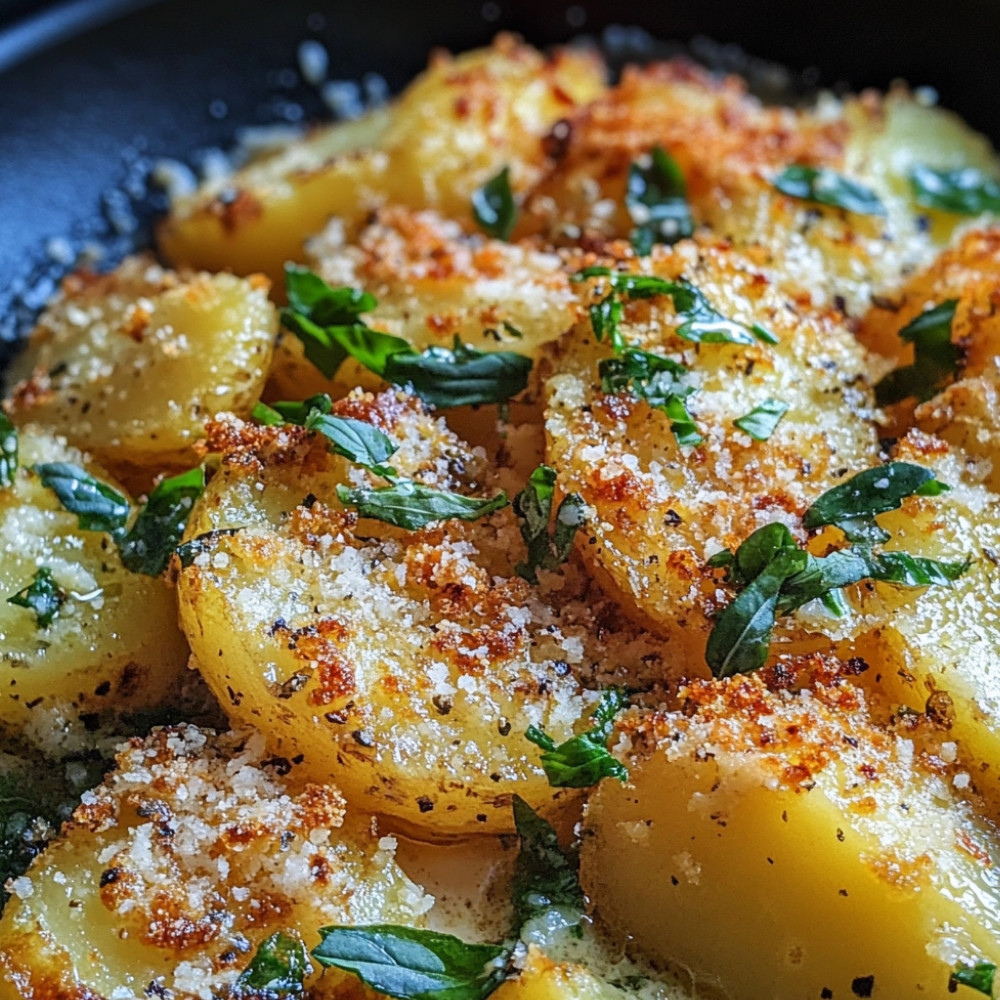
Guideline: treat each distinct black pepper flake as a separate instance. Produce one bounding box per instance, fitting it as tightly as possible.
[416,797,434,813]
[94,680,111,697]
[664,508,682,526]
[100,867,123,887]
[851,975,875,998]
[476,813,487,823]
[670,875,679,886]
[302,493,318,509]
[820,989,833,999]
[144,981,171,998]
[838,889,848,896]
[352,729,375,747]
[497,718,512,736]
[432,694,453,715]
[836,828,845,842]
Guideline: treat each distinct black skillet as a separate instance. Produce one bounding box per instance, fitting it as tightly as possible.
[1,0,998,368]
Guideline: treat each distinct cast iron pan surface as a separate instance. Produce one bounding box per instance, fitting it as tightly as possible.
[1,0,998,369]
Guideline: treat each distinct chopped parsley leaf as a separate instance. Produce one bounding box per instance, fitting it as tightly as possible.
[7,566,65,628]
[513,465,586,583]
[471,165,517,241]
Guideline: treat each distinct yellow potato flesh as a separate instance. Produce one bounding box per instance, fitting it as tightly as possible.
[581,678,1000,1000]
[0,426,189,738]
[4,258,276,482]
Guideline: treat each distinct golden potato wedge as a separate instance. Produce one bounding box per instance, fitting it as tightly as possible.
[522,67,997,316]
[581,672,1000,1000]
[0,725,431,999]
[4,256,276,487]
[176,391,670,836]
[544,238,880,671]
[0,426,189,741]
[159,36,607,284]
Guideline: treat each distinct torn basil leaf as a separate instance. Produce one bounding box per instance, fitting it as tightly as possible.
[626,146,693,255]
[33,462,131,538]
[283,270,530,407]
[802,462,948,544]
[7,566,66,628]
[312,925,509,1000]
[576,268,775,348]
[384,338,532,409]
[0,414,16,489]
[706,474,969,677]
[526,687,629,788]
[950,962,996,996]
[510,795,585,929]
[253,393,334,427]
[235,930,311,997]
[337,480,508,531]
[282,266,384,378]
[874,300,961,406]
[304,412,399,476]
[734,398,789,441]
[599,349,702,447]
[119,467,205,576]
[513,465,586,583]
[472,165,517,241]
[772,164,886,216]
[910,164,1000,216]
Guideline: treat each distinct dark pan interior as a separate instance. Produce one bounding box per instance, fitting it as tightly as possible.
[2,0,998,366]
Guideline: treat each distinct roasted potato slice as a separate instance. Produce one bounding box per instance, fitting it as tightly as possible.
[544,239,880,671]
[176,391,670,835]
[522,67,998,316]
[4,256,276,487]
[0,725,431,999]
[0,425,190,740]
[158,36,606,284]
[581,671,1000,1000]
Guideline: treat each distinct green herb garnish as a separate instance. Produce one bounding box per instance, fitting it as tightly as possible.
[33,462,203,577]
[510,794,584,929]
[513,465,586,583]
[7,566,66,628]
[119,467,205,576]
[235,930,311,997]
[910,164,1000,216]
[526,687,629,788]
[575,267,776,350]
[626,146,693,255]
[33,462,131,537]
[950,962,997,996]
[734,398,789,441]
[802,461,949,545]
[337,481,508,531]
[472,165,517,241]
[599,348,702,448]
[706,465,968,677]
[383,337,532,409]
[312,926,509,1000]
[283,269,531,407]
[874,300,961,406]
[772,164,886,216]
[0,414,16,490]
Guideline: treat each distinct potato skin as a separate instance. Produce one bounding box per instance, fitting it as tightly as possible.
[0,725,431,1000]
[4,256,276,487]
[581,672,1000,1000]
[176,392,669,836]
[0,426,189,740]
